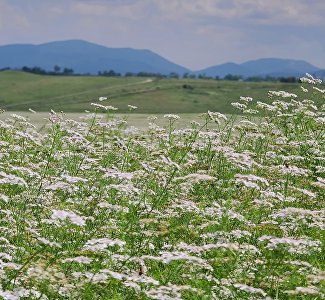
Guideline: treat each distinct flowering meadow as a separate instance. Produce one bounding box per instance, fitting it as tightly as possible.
[0,73,324,299]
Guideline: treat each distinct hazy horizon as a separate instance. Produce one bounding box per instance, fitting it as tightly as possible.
[0,0,324,70]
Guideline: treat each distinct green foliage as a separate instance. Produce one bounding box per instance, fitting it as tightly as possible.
[0,73,324,299]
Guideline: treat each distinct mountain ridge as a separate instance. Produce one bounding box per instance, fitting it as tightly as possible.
[196,58,320,78]
[0,39,189,75]
[0,39,321,77]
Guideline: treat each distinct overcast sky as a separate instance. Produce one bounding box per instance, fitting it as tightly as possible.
[0,0,324,70]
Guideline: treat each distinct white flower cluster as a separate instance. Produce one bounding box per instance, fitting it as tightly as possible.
[51,209,86,226]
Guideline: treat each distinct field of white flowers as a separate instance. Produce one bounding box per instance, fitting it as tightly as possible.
[0,73,324,299]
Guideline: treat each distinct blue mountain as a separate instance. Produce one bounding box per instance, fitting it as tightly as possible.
[197,58,320,78]
[0,40,321,78]
[313,69,325,80]
[0,39,189,75]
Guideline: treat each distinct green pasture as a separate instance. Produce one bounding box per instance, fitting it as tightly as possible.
[0,70,303,113]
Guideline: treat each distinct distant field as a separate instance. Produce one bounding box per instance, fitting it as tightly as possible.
[0,71,304,114]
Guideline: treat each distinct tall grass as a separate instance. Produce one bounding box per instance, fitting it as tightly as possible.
[0,73,324,299]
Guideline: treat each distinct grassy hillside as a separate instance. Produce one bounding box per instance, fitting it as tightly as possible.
[0,70,303,113]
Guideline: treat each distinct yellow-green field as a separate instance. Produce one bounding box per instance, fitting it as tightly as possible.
[0,70,303,113]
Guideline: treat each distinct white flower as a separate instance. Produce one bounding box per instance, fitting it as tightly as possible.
[61,174,88,183]
[106,105,118,111]
[90,103,109,110]
[207,111,227,123]
[300,73,322,84]
[38,237,62,248]
[285,286,320,295]
[258,236,321,254]
[231,102,247,110]
[104,170,134,180]
[83,238,125,251]
[233,283,267,297]
[239,96,253,103]
[268,90,297,98]
[0,171,27,187]
[0,290,20,300]
[62,256,92,264]
[175,173,216,182]
[235,174,269,190]
[51,209,86,226]
[164,114,180,120]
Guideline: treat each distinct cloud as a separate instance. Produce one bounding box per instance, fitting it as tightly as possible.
[72,0,156,20]
[151,0,325,26]
[73,2,113,16]
[0,0,30,31]
[0,0,324,69]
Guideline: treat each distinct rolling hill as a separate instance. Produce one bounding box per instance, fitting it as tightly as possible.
[0,40,322,78]
[0,40,189,75]
[196,58,320,78]
[0,70,303,113]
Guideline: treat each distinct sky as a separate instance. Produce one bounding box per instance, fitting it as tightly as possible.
[0,0,324,70]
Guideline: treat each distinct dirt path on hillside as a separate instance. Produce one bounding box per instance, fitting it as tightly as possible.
[4,78,155,109]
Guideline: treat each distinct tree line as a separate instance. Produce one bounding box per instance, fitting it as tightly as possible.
[19,65,75,75]
[0,66,301,83]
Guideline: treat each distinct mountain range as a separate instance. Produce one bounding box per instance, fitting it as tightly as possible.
[196,59,321,78]
[0,39,323,78]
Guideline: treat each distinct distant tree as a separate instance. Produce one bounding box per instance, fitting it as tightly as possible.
[139,72,146,77]
[63,67,74,75]
[53,65,61,73]
[198,73,213,80]
[183,72,189,79]
[33,66,47,75]
[99,69,121,77]
[124,72,135,77]
[107,70,118,76]
[245,76,264,82]
[22,66,47,75]
[169,72,179,79]
[265,75,277,82]
[136,71,165,78]
[224,74,242,81]
[184,72,197,79]
[20,65,79,76]
[279,76,298,83]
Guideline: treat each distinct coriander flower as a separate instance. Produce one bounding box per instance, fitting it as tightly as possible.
[51,209,86,226]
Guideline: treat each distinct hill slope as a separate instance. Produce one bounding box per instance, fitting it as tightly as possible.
[0,70,303,113]
[197,58,320,78]
[0,40,189,75]
[0,40,322,78]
